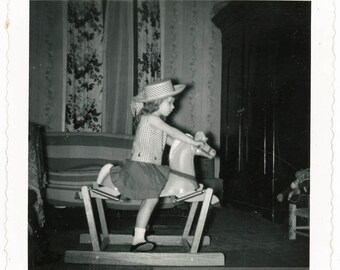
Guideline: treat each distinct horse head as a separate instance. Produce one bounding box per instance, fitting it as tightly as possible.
[159,132,216,199]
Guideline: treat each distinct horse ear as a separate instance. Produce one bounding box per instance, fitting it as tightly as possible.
[194,131,207,142]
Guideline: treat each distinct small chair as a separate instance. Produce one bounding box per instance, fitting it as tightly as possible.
[288,180,310,240]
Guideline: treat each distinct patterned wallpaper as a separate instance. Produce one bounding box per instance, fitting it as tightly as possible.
[161,0,222,148]
[29,1,65,131]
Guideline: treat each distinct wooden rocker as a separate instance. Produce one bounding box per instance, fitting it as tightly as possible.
[64,132,225,266]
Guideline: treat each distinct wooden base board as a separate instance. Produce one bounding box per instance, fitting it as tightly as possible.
[65,250,225,266]
[79,233,211,246]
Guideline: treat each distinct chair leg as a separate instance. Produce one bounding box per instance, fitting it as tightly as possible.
[289,204,297,240]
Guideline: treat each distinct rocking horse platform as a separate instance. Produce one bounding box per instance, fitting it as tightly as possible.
[65,185,225,266]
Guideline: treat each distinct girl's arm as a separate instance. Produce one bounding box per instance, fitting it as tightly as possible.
[149,115,202,147]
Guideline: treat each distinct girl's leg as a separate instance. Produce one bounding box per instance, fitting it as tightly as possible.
[133,198,159,245]
[97,164,113,186]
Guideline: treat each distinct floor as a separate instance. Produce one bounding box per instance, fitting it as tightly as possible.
[29,201,309,269]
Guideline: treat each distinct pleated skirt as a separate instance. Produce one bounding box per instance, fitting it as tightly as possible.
[109,160,169,200]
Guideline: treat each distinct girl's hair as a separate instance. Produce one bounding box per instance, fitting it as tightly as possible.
[133,98,166,130]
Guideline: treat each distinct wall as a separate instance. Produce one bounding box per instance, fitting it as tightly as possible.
[29,1,66,131]
[161,0,222,150]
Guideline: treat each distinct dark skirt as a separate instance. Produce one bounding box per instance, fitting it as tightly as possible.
[109,160,169,200]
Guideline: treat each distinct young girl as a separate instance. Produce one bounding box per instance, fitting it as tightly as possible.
[100,80,203,252]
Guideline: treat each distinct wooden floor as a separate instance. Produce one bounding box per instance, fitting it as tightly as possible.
[29,203,309,269]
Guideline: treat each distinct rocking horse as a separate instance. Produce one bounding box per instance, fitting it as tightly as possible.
[64,132,225,266]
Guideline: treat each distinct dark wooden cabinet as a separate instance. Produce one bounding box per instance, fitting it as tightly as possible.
[213,1,311,222]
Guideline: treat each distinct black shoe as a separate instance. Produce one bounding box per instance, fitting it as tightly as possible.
[130,241,155,252]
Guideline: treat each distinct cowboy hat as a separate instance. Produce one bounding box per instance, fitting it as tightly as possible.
[133,80,186,103]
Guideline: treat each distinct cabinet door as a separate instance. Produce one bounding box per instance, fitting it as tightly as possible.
[223,38,278,213]
[216,1,310,222]
[220,31,245,181]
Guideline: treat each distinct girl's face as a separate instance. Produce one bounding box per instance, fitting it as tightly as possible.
[157,96,175,117]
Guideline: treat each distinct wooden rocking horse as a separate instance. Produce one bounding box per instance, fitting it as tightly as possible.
[64,132,225,266]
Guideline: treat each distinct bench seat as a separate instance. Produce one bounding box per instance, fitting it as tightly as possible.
[44,132,134,208]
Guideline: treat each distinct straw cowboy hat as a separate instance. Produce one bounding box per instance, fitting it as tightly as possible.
[133,80,186,103]
[131,80,186,116]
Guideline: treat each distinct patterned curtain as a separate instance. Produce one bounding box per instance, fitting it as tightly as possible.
[137,0,162,92]
[65,0,104,132]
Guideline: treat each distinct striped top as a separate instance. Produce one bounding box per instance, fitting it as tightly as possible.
[131,115,167,165]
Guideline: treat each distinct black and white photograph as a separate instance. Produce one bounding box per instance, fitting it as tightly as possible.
[1,0,338,269]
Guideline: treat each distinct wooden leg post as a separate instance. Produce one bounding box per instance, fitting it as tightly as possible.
[181,201,199,250]
[93,183,110,250]
[81,186,100,251]
[190,188,213,253]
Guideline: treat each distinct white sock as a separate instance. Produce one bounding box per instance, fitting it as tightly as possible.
[132,227,146,245]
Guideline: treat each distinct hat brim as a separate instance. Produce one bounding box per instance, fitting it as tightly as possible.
[133,84,186,103]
